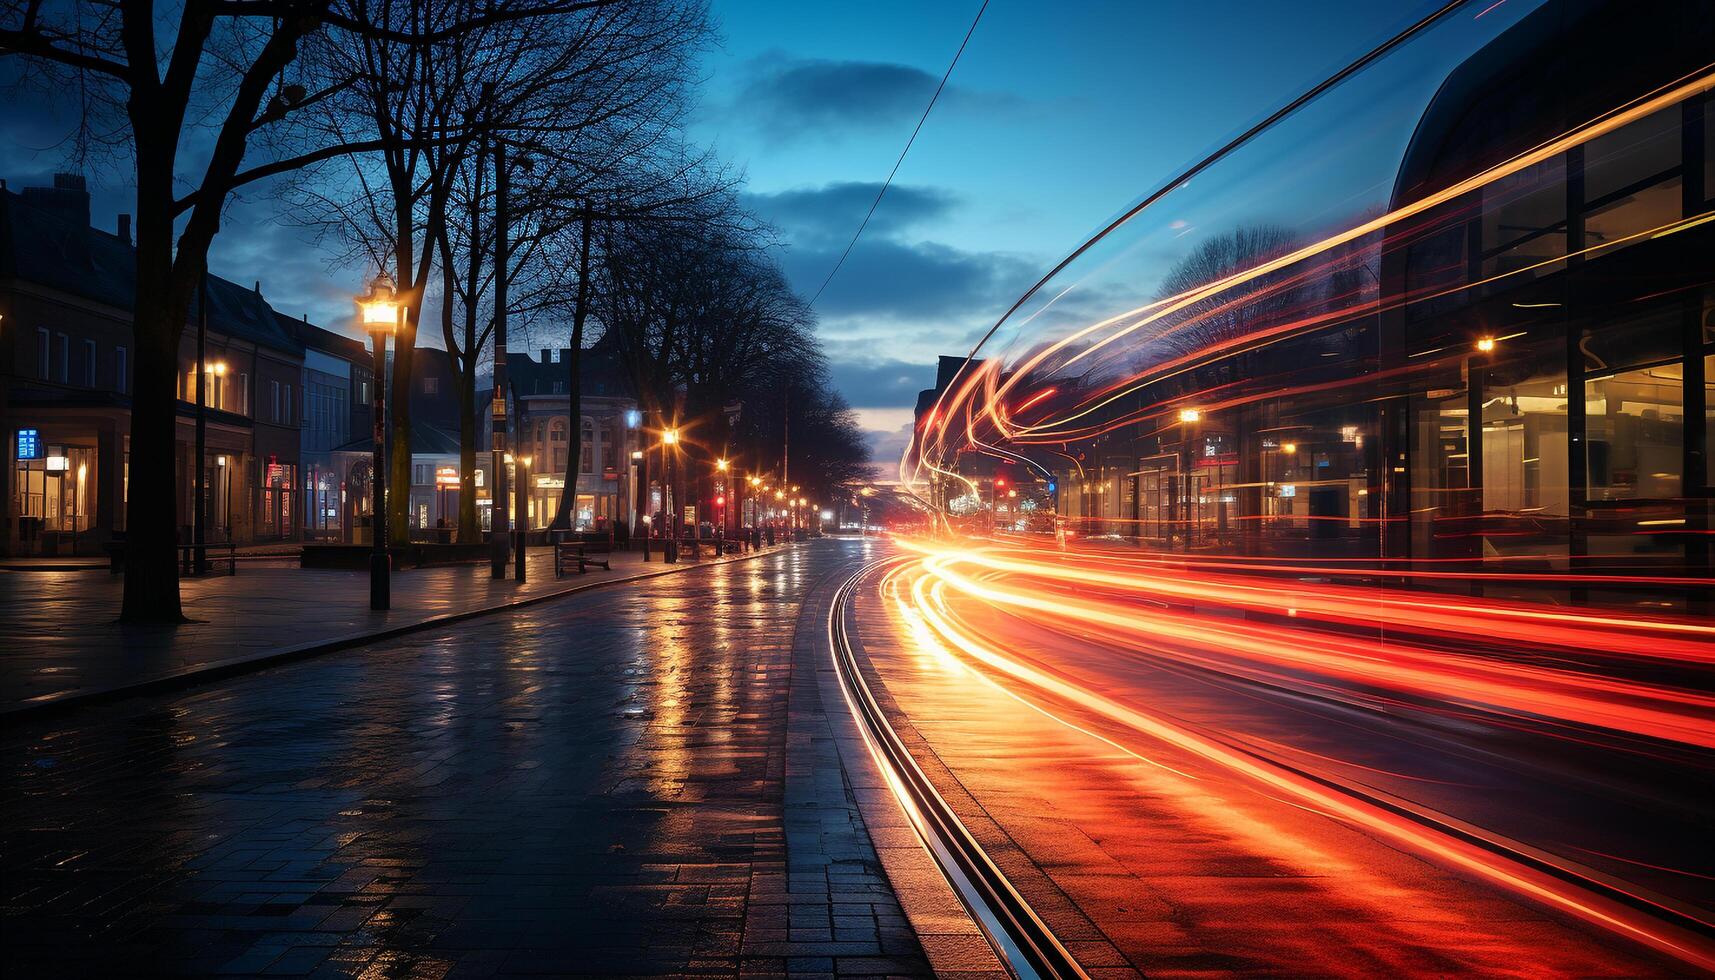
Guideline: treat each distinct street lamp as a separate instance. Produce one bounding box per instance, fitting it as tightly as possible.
[359,274,400,610]
[662,427,680,562]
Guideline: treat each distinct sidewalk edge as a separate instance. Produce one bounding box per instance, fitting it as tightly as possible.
[3,546,784,723]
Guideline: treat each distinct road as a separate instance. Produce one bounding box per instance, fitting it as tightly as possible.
[1,541,935,978]
[840,537,1715,977]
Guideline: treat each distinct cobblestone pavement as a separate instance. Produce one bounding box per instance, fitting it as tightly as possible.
[0,545,772,713]
[1,538,934,978]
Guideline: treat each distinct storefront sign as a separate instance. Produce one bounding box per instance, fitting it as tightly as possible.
[435,465,459,486]
[16,428,40,460]
[535,475,565,489]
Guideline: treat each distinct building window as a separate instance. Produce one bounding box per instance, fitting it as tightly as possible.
[116,346,127,393]
[284,384,293,425]
[240,373,249,415]
[581,418,594,473]
[56,332,69,383]
[37,327,49,379]
[270,380,281,422]
[423,376,438,395]
[82,339,96,387]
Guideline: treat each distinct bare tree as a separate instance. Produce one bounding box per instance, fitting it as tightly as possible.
[0,0,614,619]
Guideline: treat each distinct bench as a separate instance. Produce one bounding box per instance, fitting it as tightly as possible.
[181,542,238,576]
[554,532,614,577]
[104,538,237,576]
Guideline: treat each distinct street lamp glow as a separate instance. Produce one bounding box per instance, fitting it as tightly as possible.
[630,450,643,462]
[358,276,400,331]
[716,458,729,471]
[1476,336,1497,352]
[1282,442,1298,454]
[748,476,760,486]
[1177,407,1201,423]
[662,428,679,446]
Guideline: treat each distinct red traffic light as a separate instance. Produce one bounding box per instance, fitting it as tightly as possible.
[716,495,726,506]
[995,477,1006,487]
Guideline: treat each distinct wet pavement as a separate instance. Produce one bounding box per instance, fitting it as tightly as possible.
[0,545,771,714]
[1,539,936,978]
[844,556,1701,977]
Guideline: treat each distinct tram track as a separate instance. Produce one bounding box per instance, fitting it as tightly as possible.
[828,556,1088,980]
[832,551,1715,976]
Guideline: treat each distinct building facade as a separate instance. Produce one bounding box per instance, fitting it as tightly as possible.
[509,342,640,532]
[2,174,316,555]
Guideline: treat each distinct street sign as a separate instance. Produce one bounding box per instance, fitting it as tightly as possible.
[16,428,40,461]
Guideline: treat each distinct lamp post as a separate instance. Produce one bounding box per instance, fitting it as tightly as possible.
[662,427,679,563]
[514,453,529,582]
[716,458,729,539]
[359,275,400,610]
[630,449,646,560]
[216,454,230,540]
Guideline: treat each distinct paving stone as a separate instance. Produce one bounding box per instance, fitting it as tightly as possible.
[0,541,932,977]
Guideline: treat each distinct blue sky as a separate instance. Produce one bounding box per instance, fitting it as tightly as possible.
[1,0,1438,468]
[692,0,1436,466]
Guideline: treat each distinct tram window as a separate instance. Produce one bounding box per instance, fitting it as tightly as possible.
[1705,353,1715,490]
[1583,177,1683,252]
[1585,362,1683,501]
[1480,157,1564,279]
[1584,107,1681,204]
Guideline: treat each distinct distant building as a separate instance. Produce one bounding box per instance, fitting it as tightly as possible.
[292,314,373,543]
[507,338,640,531]
[1,174,309,555]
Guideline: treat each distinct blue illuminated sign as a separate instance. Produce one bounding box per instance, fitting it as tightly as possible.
[16,428,40,461]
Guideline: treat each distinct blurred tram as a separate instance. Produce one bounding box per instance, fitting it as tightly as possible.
[949,0,1714,608]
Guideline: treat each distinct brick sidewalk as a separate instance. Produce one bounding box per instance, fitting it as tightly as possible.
[0,545,775,715]
[1,538,948,977]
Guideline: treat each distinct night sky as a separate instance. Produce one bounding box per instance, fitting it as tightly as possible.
[0,0,1434,471]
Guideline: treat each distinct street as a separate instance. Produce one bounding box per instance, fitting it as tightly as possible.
[838,542,1713,976]
[1,541,937,978]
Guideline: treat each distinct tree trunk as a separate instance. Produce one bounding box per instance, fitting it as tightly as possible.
[458,370,480,542]
[551,205,594,530]
[122,269,189,622]
[120,152,189,623]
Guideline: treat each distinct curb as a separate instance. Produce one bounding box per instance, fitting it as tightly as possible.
[3,545,789,724]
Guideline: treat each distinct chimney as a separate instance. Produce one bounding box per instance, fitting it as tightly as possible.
[541,348,551,364]
[21,173,91,228]
[117,214,131,243]
[254,280,262,295]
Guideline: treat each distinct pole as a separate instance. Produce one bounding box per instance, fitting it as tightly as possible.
[490,135,511,579]
[195,271,208,573]
[666,440,678,563]
[641,445,652,562]
[514,444,527,582]
[370,323,390,610]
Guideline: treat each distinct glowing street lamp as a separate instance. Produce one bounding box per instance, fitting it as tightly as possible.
[358,274,400,610]
[1177,407,1201,424]
[1475,336,1497,353]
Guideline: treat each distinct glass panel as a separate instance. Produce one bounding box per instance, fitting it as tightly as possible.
[1705,353,1715,489]
[1585,362,1683,500]
[1583,105,1681,202]
[1583,176,1684,252]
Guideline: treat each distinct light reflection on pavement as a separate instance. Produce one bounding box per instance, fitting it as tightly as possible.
[844,538,1713,976]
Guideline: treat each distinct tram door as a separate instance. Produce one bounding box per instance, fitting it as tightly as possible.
[1134,461,1175,547]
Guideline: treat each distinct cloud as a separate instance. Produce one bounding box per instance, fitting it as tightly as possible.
[862,420,917,479]
[721,54,1020,144]
[744,181,955,245]
[780,237,1035,321]
[831,358,938,409]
